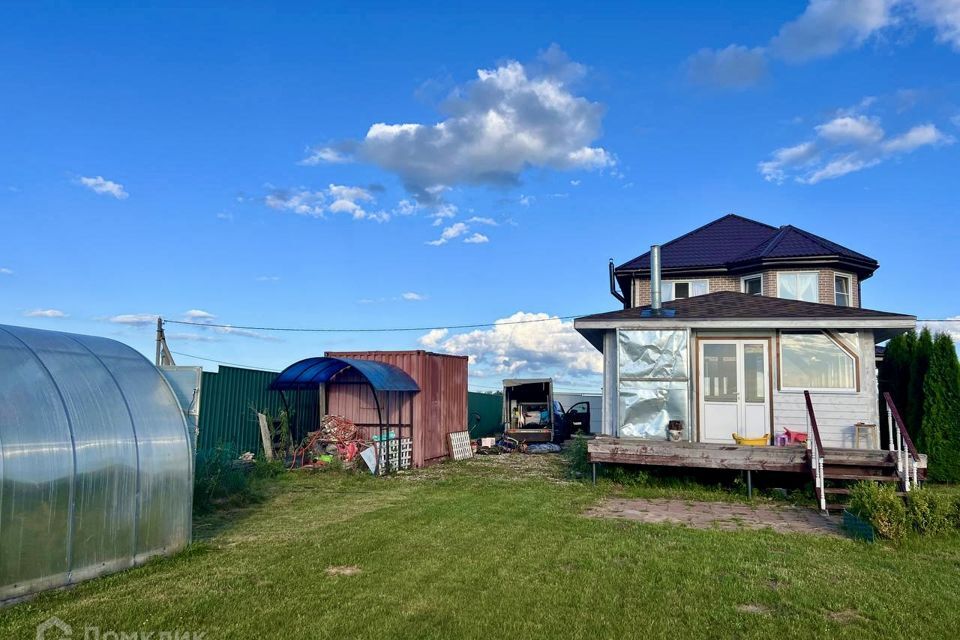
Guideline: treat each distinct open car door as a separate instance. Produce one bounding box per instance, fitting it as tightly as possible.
[564,402,592,436]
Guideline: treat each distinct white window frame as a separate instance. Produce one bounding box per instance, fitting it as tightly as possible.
[777,330,859,393]
[661,279,709,302]
[776,271,819,303]
[740,274,763,296]
[834,273,853,307]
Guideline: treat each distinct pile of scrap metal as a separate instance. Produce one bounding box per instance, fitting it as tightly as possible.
[291,415,368,469]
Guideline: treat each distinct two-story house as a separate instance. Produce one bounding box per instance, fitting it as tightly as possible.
[575,213,921,510]
[610,213,877,310]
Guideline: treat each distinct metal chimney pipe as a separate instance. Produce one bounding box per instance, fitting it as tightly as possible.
[650,244,662,313]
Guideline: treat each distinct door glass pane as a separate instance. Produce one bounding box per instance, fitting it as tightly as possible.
[703,344,737,402]
[743,344,765,403]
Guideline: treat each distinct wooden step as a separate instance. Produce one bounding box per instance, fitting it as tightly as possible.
[823,487,907,496]
[822,457,895,468]
[823,472,899,481]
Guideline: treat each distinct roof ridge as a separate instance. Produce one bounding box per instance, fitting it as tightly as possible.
[616,213,778,270]
[734,225,790,261]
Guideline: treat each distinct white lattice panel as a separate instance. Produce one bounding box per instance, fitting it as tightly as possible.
[377,437,412,473]
[448,431,473,461]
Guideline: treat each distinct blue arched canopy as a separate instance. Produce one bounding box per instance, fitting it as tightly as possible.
[269,356,420,393]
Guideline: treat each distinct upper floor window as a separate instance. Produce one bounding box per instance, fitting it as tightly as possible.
[741,275,763,296]
[835,274,852,306]
[661,279,708,302]
[777,272,818,303]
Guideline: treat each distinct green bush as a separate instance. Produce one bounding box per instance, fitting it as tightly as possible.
[906,487,954,536]
[564,432,590,479]
[194,446,254,514]
[848,481,908,541]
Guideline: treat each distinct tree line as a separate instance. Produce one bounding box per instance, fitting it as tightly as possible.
[879,328,960,482]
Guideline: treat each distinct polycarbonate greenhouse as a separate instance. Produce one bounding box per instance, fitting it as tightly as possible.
[0,324,193,602]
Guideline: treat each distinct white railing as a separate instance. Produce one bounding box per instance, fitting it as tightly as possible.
[804,391,827,512]
[883,392,920,492]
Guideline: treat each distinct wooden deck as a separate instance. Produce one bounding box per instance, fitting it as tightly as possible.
[587,437,902,474]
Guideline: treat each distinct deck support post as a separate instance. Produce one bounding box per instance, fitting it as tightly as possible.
[746,470,753,498]
[592,462,597,485]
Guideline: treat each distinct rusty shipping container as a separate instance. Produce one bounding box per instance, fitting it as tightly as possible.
[324,350,468,468]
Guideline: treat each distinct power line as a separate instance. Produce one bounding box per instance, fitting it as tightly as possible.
[163,314,584,333]
[169,350,279,372]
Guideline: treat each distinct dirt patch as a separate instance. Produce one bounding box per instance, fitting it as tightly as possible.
[584,498,841,536]
[325,565,361,577]
[737,604,771,615]
[826,609,867,624]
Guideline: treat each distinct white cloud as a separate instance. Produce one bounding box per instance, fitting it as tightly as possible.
[401,292,427,301]
[570,179,581,186]
[519,195,534,207]
[882,123,952,152]
[770,0,897,62]
[108,313,158,326]
[312,46,612,201]
[184,309,216,322]
[685,45,768,88]
[77,175,128,199]
[911,0,960,50]
[256,275,280,282]
[686,1,960,87]
[922,316,960,343]
[759,104,954,184]
[265,184,389,221]
[815,115,885,144]
[164,332,221,343]
[427,222,470,246]
[419,328,449,348]
[216,212,233,221]
[467,216,498,226]
[214,325,281,341]
[299,146,352,165]
[419,311,602,379]
[463,233,489,244]
[0,267,12,275]
[24,309,67,318]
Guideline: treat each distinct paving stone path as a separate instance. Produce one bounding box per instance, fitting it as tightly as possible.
[584,498,841,536]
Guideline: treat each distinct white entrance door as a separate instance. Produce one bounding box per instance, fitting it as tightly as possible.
[699,340,770,444]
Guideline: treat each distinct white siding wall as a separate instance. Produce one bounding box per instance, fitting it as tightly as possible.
[773,330,879,448]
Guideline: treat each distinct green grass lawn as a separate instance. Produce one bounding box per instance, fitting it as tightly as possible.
[3,456,960,639]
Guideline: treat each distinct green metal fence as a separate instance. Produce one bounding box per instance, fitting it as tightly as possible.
[197,365,317,455]
[468,391,503,438]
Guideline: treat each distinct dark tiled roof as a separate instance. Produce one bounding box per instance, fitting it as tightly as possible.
[616,214,878,274]
[577,291,914,323]
[617,214,777,271]
[731,225,875,263]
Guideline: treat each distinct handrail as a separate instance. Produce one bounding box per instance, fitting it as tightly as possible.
[803,390,826,511]
[883,392,920,462]
[803,391,825,455]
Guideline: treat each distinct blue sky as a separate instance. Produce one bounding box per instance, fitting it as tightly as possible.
[2,1,958,392]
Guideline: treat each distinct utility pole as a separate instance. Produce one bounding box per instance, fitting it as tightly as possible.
[155,317,176,367]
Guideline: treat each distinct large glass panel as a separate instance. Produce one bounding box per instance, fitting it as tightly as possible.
[780,332,856,390]
[778,272,818,302]
[702,343,737,402]
[743,344,765,403]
